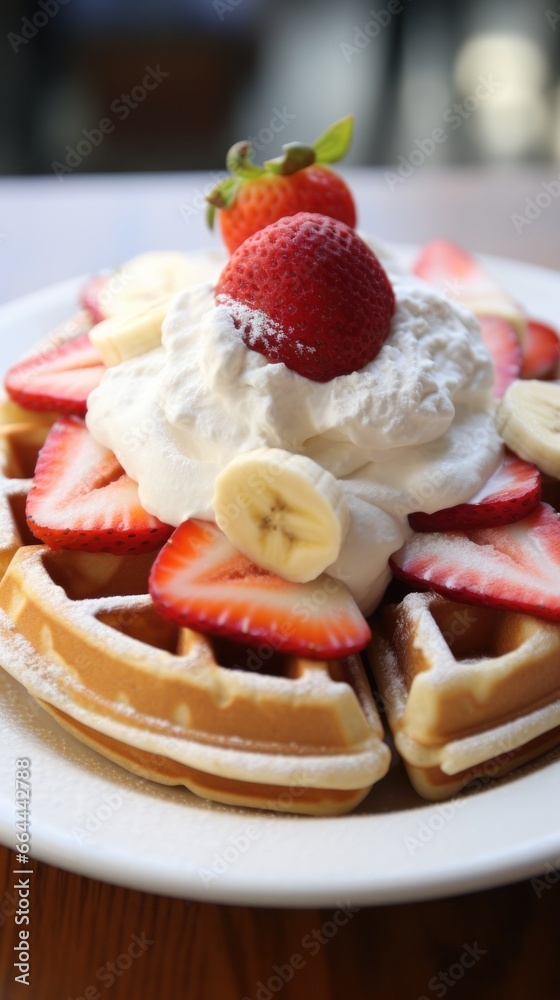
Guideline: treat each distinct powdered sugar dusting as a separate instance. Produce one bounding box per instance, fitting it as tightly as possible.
[215,294,316,357]
[0,547,389,788]
[87,248,502,615]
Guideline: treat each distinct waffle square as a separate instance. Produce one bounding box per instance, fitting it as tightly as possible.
[0,544,390,814]
[368,591,560,799]
[0,384,390,815]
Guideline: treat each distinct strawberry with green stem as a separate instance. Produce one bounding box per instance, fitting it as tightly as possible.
[206,116,357,254]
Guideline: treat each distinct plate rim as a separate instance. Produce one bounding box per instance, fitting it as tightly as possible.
[1,250,560,907]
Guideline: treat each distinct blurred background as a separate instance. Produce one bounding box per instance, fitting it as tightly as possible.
[1,0,560,176]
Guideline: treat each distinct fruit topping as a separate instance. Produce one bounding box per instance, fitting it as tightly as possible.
[392,502,560,622]
[520,319,560,380]
[5,333,106,416]
[477,315,522,399]
[26,416,172,553]
[497,380,560,479]
[149,519,371,658]
[215,212,395,382]
[212,447,349,583]
[408,451,541,532]
[206,115,356,254]
[80,276,107,324]
[89,295,170,366]
[412,239,527,341]
[79,252,215,323]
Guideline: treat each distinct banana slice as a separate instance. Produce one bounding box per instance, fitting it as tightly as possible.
[90,295,170,366]
[496,380,560,477]
[212,447,349,583]
[100,251,224,319]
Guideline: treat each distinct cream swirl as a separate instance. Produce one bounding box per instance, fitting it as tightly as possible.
[86,271,502,614]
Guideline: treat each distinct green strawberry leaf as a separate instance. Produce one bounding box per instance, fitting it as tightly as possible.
[205,176,243,211]
[226,141,265,179]
[263,142,316,176]
[205,118,353,231]
[206,201,217,230]
[313,115,354,164]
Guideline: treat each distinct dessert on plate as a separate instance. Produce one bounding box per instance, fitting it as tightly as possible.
[1,117,560,815]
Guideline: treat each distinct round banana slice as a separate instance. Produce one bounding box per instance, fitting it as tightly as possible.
[496,379,560,477]
[90,295,170,366]
[100,251,224,319]
[212,447,350,583]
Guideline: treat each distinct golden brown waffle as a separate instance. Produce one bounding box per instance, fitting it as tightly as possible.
[0,321,390,815]
[0,329,390,816]
[0,310,93,575]
[0,544,390,815]
[368,591,560,800]
[0,401,59,577]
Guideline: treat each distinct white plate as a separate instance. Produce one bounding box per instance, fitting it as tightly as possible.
[1,256,560,908]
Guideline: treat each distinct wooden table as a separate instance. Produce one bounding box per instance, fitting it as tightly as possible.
[1,843,559,999]
[1,170,560,998]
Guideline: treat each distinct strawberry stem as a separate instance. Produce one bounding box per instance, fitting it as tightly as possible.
[204,115,354,227]
[225,141,265,179]
[264,142,316,176]
[206,175,243,211]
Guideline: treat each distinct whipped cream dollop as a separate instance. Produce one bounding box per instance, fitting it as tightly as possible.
[86,262,502,614]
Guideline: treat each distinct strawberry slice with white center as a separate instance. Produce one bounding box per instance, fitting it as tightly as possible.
[520,319,560,380]
[408,451,541,532]
[391,502,560,621]
[149,519,371,658]
[5,333,106,416]
[412,239,526,340]
[26,416,173,553]
[80,276,108,324]
[477,315,522,399]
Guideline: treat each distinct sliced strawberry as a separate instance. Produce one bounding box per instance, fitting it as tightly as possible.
[391,502,560,622]
[413,238,520,311]
[413,239,482,286]
[5,333,106,416]
[149,519,371,658]
[409,452,541,532]
[412,241,523,396]
[520,319,560,380]
[477,315,522,398]
[26,416,172,554]
[80,276,108,324]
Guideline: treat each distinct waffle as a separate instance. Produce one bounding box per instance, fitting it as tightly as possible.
[0,544,389,815]
[0,403,60,577]
[0,317,391,815]
[368,591,560,799]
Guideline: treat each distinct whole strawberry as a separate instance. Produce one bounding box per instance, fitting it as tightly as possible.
[215,212,395,382]
[206,116,356,254]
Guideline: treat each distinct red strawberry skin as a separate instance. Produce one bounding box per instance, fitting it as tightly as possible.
[26,416,172,554]
[521,319,560,380]
[408,452,541,532]
[215,212,395,382]
[413,239,482,288]
[392,503,560,622]
[149,519,371,659]
[5,333,106,416]
[80,276,108,324]
[477,316,522,399]
[219,166,356,255]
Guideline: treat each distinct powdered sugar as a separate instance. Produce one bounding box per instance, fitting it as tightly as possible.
[86,250,502,615]
[214,294,317,357]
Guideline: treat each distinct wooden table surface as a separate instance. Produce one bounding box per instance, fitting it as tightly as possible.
[1,170,559,998]
[1,842,560,1000]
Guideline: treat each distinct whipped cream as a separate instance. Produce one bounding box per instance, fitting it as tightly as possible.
[86,260,502,615]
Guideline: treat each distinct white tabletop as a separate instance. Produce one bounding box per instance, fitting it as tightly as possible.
[0,166,558,305]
